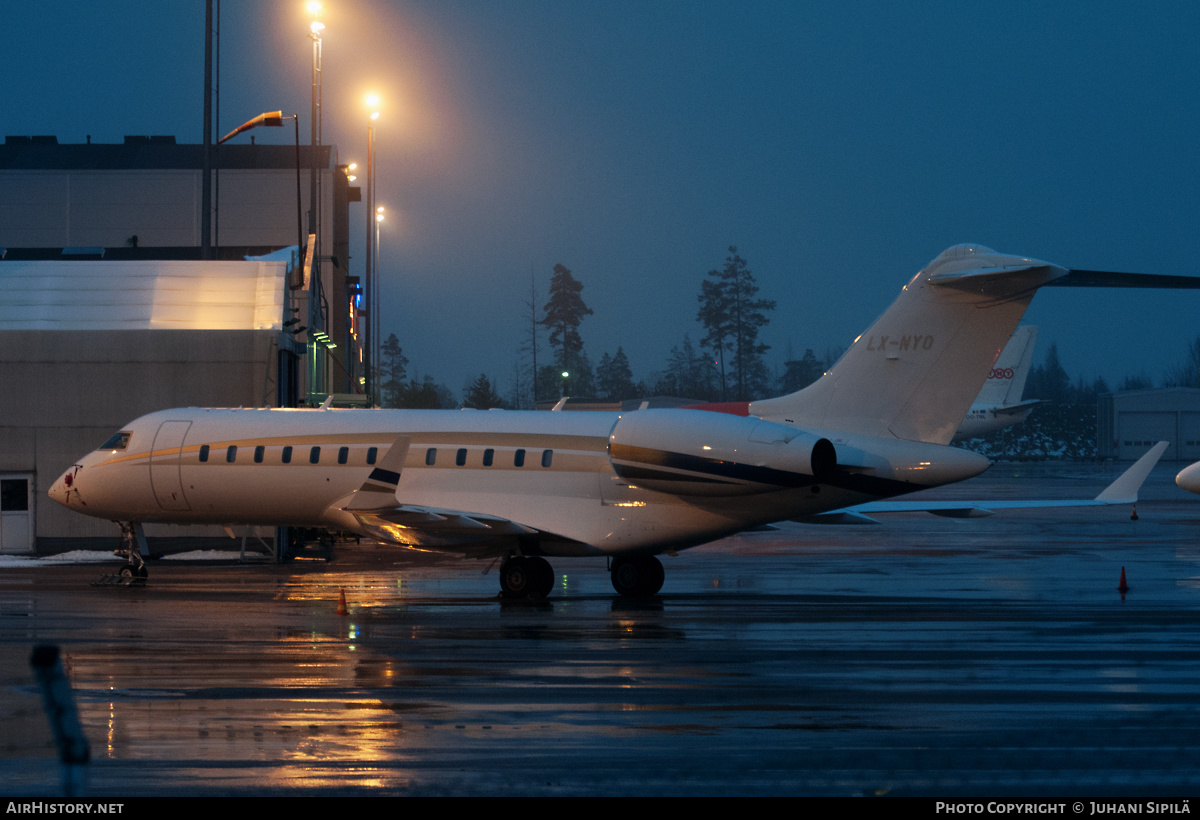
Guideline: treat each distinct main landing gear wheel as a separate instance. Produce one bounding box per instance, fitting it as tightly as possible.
[610,555,664,597]
[499,555,555,600]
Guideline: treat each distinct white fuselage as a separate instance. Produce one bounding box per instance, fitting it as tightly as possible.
[955,403,1036,439]
[49,406,990,558]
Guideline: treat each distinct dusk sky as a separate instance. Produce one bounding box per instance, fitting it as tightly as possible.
[8,1,1200,397]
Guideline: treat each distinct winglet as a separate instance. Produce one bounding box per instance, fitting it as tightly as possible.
[1095,441,1168,504]
[342,435,411,511]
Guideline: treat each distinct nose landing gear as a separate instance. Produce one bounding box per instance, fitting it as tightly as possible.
[90,522,150,586]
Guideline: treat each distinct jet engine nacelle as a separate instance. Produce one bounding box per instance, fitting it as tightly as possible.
[607,409,836,496]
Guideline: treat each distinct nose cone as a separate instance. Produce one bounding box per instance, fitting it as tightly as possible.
[1177,461,1200,496]
[48,466,82,509]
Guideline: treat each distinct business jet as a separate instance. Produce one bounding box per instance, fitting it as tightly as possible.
[955,325,1039,440]
[48,244,1200,598]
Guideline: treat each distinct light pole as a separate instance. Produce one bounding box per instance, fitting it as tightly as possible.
[218,110,305,409]
[374,205,384,407]
[218,111,303,254]
[364,95,380,406]
[308,3,326,402]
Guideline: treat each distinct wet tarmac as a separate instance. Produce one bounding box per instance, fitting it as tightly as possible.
[3,462,1200,797]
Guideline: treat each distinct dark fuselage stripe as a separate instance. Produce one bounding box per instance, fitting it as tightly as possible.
[369,467,401,486]
[610,443,927,498]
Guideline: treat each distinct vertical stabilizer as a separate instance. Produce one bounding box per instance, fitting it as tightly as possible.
[973,324,1038,407]
[751,245,1067,444]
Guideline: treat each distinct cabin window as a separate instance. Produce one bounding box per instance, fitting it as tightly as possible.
[254,445,265,464]
[101,431,131,451]
[367,447,378,465]
[309,446,321,464]
[338,446,349,465]
[282,446,293,464]
[541,449,553,468]
[425,448,437,466]
[514,448,525,467]
[199,445,209,463]
[226,445,237,463]
[456,448,467,466]
[483,448,494,466]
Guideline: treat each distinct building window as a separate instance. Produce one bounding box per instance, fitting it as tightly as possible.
[514,448,525,467]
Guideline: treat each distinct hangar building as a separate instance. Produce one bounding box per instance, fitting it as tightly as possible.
[0,136,360,554]
[1097,388,1200,462]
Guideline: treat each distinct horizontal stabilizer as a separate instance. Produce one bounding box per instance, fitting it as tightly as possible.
[991,400,1040,417]
[796,510,881,525]
[1046,270,1200,289]
[816,441,1167,520]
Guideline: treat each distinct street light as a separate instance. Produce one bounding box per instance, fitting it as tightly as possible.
[307,2,326,403]
[218,110,305,283]
[374,205,385,407]
[364,95,380,406]
[219,109,305,409]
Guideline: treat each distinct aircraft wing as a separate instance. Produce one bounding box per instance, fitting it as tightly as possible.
[800,441,1168,524]
[329,435,567,557]
[344,503,544,557]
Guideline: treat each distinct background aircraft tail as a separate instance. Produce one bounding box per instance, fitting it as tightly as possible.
[752,245,1066,445]
[974,324,1038,408]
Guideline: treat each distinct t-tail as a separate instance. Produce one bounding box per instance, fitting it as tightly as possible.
[752,245,1067,444]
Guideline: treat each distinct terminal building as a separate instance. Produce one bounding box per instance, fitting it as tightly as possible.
[0,135,361,554]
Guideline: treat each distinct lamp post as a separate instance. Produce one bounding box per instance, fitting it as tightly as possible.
[307,3,326,403]
[374,205,384,407]
[219,110,305,409]
[364,95,380,406]
[218,111,303,254]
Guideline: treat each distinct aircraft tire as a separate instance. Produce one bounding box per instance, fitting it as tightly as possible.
[500,556,554,600]
[611,555,664,597]
[528,556,555,599]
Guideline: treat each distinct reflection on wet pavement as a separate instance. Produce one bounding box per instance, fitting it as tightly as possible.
[3,464,1200,796]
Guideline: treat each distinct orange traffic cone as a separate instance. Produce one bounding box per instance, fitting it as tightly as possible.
[337,587,348,616]
[1117,567,1129,594]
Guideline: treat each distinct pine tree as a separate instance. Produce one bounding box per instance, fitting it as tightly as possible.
[696,247,775,401]
[463,373,504,409]
[540,264,593,381]
[596,347,636,402]
[378,333,409,408]
[781,348,824,394]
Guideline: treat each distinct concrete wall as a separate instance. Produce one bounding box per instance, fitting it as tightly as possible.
[0,168,333,252]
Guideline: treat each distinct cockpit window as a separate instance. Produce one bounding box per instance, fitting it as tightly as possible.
[101,431,131,451]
